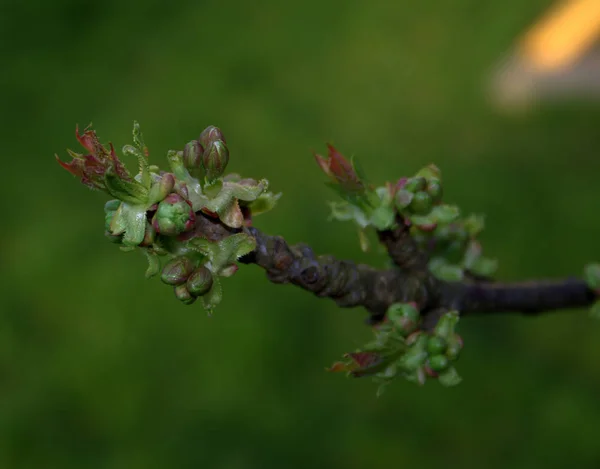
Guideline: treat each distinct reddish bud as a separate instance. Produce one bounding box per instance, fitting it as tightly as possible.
[186,266,214,296]
[183,140,204,170]
[202,140,229,180]
[198,126,226,148]
[174,284,196,305]
[152,194,196,236]
[161,256,195,285]
[314,144,364,193]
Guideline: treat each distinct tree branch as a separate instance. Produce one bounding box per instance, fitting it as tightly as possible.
[240,226,433,317]
[192,212,596,320]
[444,278,596,316]
[376,214,429,272]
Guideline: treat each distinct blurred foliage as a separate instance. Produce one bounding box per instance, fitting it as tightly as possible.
[1,0,600,468]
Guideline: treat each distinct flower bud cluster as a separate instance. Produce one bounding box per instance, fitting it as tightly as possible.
[182,126,230,182]
[160,256,215,305]
[329,304,464,393]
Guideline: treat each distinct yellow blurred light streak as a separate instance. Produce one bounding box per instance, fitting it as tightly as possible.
[521,0,600,71]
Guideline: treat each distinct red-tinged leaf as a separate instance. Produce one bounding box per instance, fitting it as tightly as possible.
[56,153,107,190]
[327,361,354,373]
[314,144,364,194]
[55,154,83,177]
[327,144,359,186]
[75,124,96,153]
[423,365,438,378]
[200,207,219,218]
[314,152,333,178]
[346,351,382,369]
[108,142,130,180]
[59,125,132,192]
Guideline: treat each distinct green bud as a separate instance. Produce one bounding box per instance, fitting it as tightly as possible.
[409,191,432,215]
[446,335,463,360]
[183,140,204,170]
[387,302,420,336]
[434,310,459,339]
[427,336,448,355]
[161,256,195,285]
[152,193,196,236]
[174,284,196,305]
[394,189,413,210]
[198,125,226,148]
[147,173,175,205]
[415,164,441,181]
[426,178,443,203]
[186,266,214,297]
[399,334,428,371]
[202,140,229,181]
[428,354,450,372]
[404,177,426,193]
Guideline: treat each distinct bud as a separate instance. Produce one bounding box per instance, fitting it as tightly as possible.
[445,335,464,360]
[399,335,428,371]
[161,256,195,285]
[433,311,459,340]
[404,177,426,193]
[198,125,226,148]
[426,178,443,203]
[427,335,448,355]
[386,302,420,336]
[186,266,214,296]
[202,140,229,181]
[152,193,196,236]
[174,284,196,305]
[415,164,441,181]
[395,189,413,210]
[147,173,175,205]
[427,354,450,372]
[314,144,364,194]
[409,191,432,215]
[183,140,204,170]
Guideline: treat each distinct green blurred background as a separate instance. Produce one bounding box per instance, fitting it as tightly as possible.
[2,0,600,468]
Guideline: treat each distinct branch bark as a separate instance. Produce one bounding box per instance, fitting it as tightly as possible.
[444,278,596,316]
[193,211,596,320]
[376,214,429,272]
[240,226,433,317]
